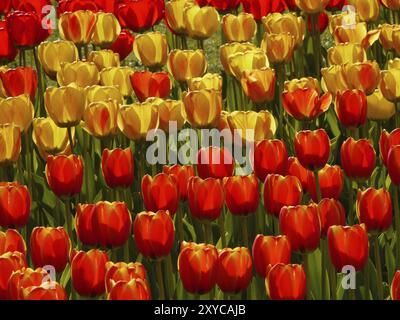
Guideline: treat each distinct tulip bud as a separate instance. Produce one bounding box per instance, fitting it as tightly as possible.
[241,67,276,104]
[158,99,186,132]
[261,33,296,64]
[71,249,109,297]
[59,10,97,45]
[228,49,269,80]
[284,77,321,92]
[327,224,369,271]
[0,251,26,299]
[242,0,287,21]
[30,227,71,273]
[57,61,100,87]
[168,49,208,82]
[252,235,291,277]
[188,73,222,91]
[0,229,26,256]
[105,261,147,293]
[184,5,219,40]
[222,13,256,43]
[318,199,346,237]
[130,70,171,102]
[87,50,120,71]
[108,278,151,300]
[387,145,400,185]
[223,175,259,215]
[253,139,288,181]
[333,22,368,45]
[380,67,400,102]
[327,43,366,66]
[348,0,379,22]
[163,165,195,201]
[264,174,303,217]
[197,146,234,180]
[380,129,400,166]
[0,123,21,166]
[101,148,134,189]
[84,85,123,106]
[335,89,367,128]
[82,100,119,138]
[391,271,400,300]
[321,65,349,96]
[109,29,134,61]
[0,67,37,101]
[0,95,34,132]
[0,182,30,228]
[133,31,168,69]
[307,164,344,201]
[343,61,380,95]
[100,66,133,97]
[287,156,312,191]
[165,0,195,35]
[178,241,218,294]
[92,12,121,47]
[367,89,396,121]
[295,0,330,14]
[133,210,175,259]
[0,20,17,64]
[219,42,256,75]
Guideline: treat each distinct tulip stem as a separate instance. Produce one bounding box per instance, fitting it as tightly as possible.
[204,222,213,244]
[196,40,204,50]
[241,216,249,248]
[256,21,263,46]
[363,258,370,300]
[373,236,384,300]
[64,199,73,242]
[328,263,337,300]
[164,255,175,300]
[276,63,285,140]
[32,47,44,117]
[219,210,226,248]
[176,204,185,244]
[310,14,321,79]
[302,253,311,300]
[321,239,327,300]
[155,259,166,300]
[396,102,400,128]
[348,179,355,225]
[393,184,400,269]
[67,127,74,152]
[313,170,322,203]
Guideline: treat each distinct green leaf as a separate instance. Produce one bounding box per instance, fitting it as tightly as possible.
[60,263,71,288]
[307,249,322,299]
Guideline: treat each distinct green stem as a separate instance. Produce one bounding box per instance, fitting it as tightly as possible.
[219,211,227,248]
[363,259,370,300]
[241,216,249,248]
[302,253,311,300]
[321,239,327,300]
[32,47,44,117]
[310,14,322,79]
[314,170,322,202]
[394,185,400,269]
[164,255,175,300]
[328,262,337,300]
[176,205,185,244]
[155,259,166,300]
[276,63,285,140]
[374,236,384,300]
[204,222,213,245]
[348,179,354,225]
[64,199,73,242]
[67,127,74,153]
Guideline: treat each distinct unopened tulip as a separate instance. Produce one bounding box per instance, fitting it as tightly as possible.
[295,0,330,13]
[343,61,380,95]
[253,139,288,181]
[219,42,256,75]
[108,278,151,300]
[130,70,171,102]
[0,67,37,101]
[0,229,26,256]
[82,100,119,138]
[379,24,400,50]
[307,164,344,201]
[158,99,186,132]
[222,13,256,43]
[87,50,120,71]
[327,43,366,66]
[318,199,346,237]
[335,89,367,127]
[0,251,26,299]
[100,66,133,97]
[21,281,67,300]
[178,241,218,294]
[228,49,269,80]
[45,155,84,198]
[142,174,179,216]
[321,65,350,96]
[188,73,222,91]
[333,22,368,45]
[57,61,100,87]
[367,89,396,121]
[223,175,259,215]
[242,0,287,21]
[184,5,219,40]
[266,263,306,300]
[0,20,17,63]
[165,0,194,35]
[84,85,123,106]
[105,261,147,293]
[101,148,134,189]
[59,10,97,45]
[0,95,34,132]
[264,174,303,217]
[327,224,369,271]
[347,0,379,22]
[30,227,71,272]
[133,210,175,258]
[197,146,234,180]
[252,235,291,277]
[380,67,400,102]
[92,12,121,47]
[71,249,109,297]
[287,157,312,191]
[57,0,100,13]
[387,145,400,185]
[0,123,21,166]
[0,182,30,228]
[380,129,400,166]
[284,77,320,93]
[163,165,195,200]
[340,138,376,180]
[133,32,168,69]
[241,67,276,104]
[392,271,400,300]
[168,49,207,82]
[109,29,134,61]
[261,33,296,64]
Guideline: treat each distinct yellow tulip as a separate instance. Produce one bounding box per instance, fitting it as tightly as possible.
[183,5,219,40]
[32,117,73,158]
[158,99,186,132]
[82,100,119,138]
[0,66,7,98]
[348,0,379,22]
[295,0,330,14]
[84,85,123,106]
[379,24,400,50]
[227,110,277,143]
[57,61,100,87]
[389,58,400,69]
[228,49,269,80]
[261,33,296,64]
[167,49,208,82]
[284,77,320,93]
[263,13,305,49]
[165,0,195,35]
[183,89,222,128]
[117,101,159,141]
[0,123,21,166]
[380,68,400,102]
[59,10,97,45]
[241,67,276,104]
[381,0,400,9]
[100,67,133,97]
[44,84,86,127]
[38,40,79,80]
[343,60,381,95]
[92,12,121,47]
[187,73,222,91]
[0,95,34,132]
[87,50,120,71]
[329,12,360,34]
[334,22,368,45]
[133,32,168,69]
[392,29,400,55]
[367,89,396,120]
[321,65,349,95]
[222,13,256,43]
[220,42,257,75]
[327,43,366,65]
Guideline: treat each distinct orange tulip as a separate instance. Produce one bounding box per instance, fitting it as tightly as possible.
[241,67,276,104]
[0,251,26,299]
[253,139,288,181]
[0,229,26,256]
[0,67,37,101]
[307,164,344,202]
[108,278,151,300]
[105,261,147,293]
[163,165,195,201]
[286,157,313,192]
[391,271,400,300]
[318,199,346,237]
[379,128,400,166]
[196,146,234,180]
[335,89,367,128]
[0,182,31,228]
[101,148,134,189]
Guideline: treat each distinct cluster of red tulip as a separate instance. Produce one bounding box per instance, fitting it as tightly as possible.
[1,0,400,301]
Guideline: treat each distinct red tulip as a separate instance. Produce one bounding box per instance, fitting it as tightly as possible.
[196,0,241,11]
[380,129,400,167]
[340,138,376,180]
[92,0,115,13]
[307,164,344,201]
[287,157,312,191]
[130,70,171,102]
[178,241,218,294]
[12,0,52,14]
[163,164,195,201]
[294,129,330,171]
[0,0,11,13]
[133,210,175,259]
[0,229,26,256]
[187,176,225,221]
[387,145,400,185]
[0,251,26,299]
[21,282,67,300]
[326,0,348,11]
[105,261,147,293]
[241,0,287,21]
[335,89,367,128]
[6,10,51,47]
[223,175,259,215]
[0,67,37,100]
[142,173,179,216]
[116,0,164,32]
[327,224,369,271]
[108,278,151,300]
[307,12,329,33]
[102,148,134,189]
[57,0,99,15]
[216,247,253,293]
[282,88,331,121]
[253,139,288,181]
[30,227,71,272]
[197,146,234,180]
[71,249,109,297]
[318,199,346,237]
[356,188,392,233]
[108,29,134,61]
[265,264,306,300]
[0,182,31,228]
[0,20,18,63]
[45,154,84,198]
[263,174,303,217]
[286,0,298,10]
[280,203,321,253]
[391,271,400,300]
[75,201,132,248]
[252,234,291,277]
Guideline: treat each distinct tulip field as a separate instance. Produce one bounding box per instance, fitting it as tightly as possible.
[2,0,400,302]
